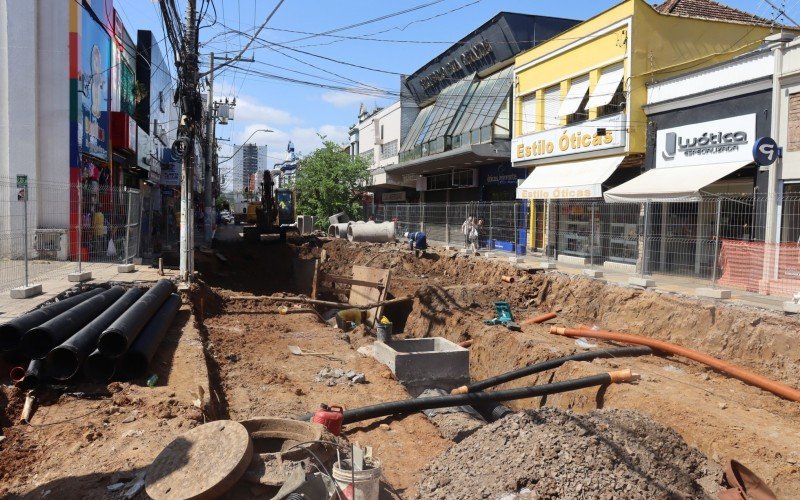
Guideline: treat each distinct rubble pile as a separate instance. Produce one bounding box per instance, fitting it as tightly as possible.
[414,408,723,499]
[314,367,367,386]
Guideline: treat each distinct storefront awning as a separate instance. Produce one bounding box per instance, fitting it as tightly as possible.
[516,155,625,199]
[603,161,750,203]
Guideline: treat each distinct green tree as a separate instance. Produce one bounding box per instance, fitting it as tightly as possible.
[215,194,230,211]
[294,139,369,227]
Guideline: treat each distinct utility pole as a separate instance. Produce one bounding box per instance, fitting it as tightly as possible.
[204,52,215,245]
[179,0,199,282]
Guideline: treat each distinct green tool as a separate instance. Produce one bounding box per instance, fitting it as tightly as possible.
[483,301,521,331]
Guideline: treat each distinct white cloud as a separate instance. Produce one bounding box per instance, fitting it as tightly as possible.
[231,96,302,126]
[321,90,369,108]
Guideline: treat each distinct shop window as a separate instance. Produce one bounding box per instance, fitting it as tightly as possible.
[781,183,800,243]
[596,82,626,118]
[565,93,590,125]
[543,85,560,130]
[520,94,536,135]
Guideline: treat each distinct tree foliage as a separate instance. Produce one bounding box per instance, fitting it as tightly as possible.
[294,139,369,226]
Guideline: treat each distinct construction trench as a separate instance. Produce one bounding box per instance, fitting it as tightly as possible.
[1,234,799,498]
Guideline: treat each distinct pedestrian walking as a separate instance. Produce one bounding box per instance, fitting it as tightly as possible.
[470,218,484,255]
[461,216,474,248]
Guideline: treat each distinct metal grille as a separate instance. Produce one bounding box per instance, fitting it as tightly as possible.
[366,195,800,298]
[0,178,144,292]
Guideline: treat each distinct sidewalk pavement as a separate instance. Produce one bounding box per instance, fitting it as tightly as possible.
[0,262,175,321]
[430,239,789,314]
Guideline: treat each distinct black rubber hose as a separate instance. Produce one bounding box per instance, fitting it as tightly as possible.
[83,349,116,382]
[46,287,145,381]
[0,288,104,352]
[117,294,181,380]
[20,286,126,360]
[299,373,618,424]
[459,346,653,394]
[97,279,176,358]
[472,401,514,422]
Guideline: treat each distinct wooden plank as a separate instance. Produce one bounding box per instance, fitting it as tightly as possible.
[349,265,391,327]
[318,273,384,289]
[310,259,319,299]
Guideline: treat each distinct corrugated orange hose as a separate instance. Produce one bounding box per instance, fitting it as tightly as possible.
[550,326,800,403]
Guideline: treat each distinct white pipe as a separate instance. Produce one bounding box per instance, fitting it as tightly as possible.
[347,221,396,242]
[334,223,350,239]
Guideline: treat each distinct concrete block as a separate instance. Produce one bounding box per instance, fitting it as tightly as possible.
[117,263,136,273]
[603,261,637,274]
[696,288,732,299]
[373,338,469,391]
[538,261,557,269]
[628,277,655,288]
[508,256,520,264]
[482,252,494,259]
[558,254,588,266]
[11,284,43,299]
[68,271,92,282]
[582,269,604,278]
[783,301,800,314]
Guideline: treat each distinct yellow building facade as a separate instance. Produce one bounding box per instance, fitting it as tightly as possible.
[512,0,780,252]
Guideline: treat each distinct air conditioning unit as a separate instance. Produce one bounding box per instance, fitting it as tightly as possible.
[34,229,68,261]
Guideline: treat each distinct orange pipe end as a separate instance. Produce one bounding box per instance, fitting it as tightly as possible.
[523,312,558,326]
[501,275,515,283]
[9,366,26,386]
[450,385,469,395]
[608,368,634,383]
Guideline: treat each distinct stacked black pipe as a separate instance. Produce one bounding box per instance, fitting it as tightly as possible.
[0,288,104,353]
[4,279,180,387]
[88,279,177,381]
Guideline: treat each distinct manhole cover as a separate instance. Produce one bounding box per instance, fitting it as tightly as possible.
[146,420,253,499]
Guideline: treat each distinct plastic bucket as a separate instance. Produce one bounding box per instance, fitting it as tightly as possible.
[376,322,392,342]
[332,459,382,500]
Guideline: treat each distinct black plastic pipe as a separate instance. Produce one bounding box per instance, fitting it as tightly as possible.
[21,286,126,360]
[83,349,116,382]
[0,288,104,352]
[117,294,181,380]
[47,287,145,381]
[97,279,176,358]
[455,346,653,394]
[300,372,622,424]
[22,359,44,389]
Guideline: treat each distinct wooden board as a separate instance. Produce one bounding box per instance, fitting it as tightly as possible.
[349,265,391,327]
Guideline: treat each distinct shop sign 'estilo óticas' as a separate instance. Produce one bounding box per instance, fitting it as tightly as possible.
[511,114,626,164]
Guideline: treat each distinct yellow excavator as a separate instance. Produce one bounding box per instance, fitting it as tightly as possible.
[243,171,296,241]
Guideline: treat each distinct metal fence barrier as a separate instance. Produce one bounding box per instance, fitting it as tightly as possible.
[365,194,800,299]
[0,178,144,292]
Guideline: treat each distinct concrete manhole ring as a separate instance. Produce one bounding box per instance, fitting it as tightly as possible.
[145,420,253,500]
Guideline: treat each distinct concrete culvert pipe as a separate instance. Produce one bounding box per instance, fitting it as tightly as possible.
[98,279,176,358]
[47,287,145,381]
[20,286,126,360]
[0,287,104,352]
[83,349,117,382]
[327,225,337,237]
[334,222,350,239]
[347,221,395,242]
[117,294,181,380]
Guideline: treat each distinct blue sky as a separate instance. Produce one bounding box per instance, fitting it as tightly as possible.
[119,0,790,180]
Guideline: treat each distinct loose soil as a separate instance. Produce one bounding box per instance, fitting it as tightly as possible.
[413,408,723,499]
[1,232,799,498]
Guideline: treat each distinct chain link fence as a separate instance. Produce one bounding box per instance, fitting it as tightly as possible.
[366,194,800,298]
[0,178,143,292]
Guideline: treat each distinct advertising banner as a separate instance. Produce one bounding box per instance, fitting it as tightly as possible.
[79,9,111,160]
[512,113,626,164]
[655,114,756,168]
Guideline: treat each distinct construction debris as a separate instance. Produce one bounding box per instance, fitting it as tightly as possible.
[314,367,367,386]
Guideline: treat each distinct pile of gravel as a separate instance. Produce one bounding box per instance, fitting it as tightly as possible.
[414,408,722,499]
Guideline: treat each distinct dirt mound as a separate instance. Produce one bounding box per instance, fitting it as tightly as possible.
[413,408,723,499]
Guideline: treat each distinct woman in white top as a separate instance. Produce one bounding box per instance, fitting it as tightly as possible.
[461,216,474,248]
